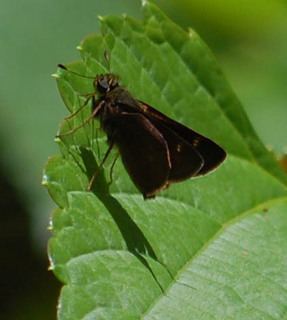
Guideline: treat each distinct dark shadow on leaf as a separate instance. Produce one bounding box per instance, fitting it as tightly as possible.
[80,147,170,291]
[80,147,157,257]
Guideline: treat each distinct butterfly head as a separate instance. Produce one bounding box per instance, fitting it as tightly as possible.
[95,74,119,94]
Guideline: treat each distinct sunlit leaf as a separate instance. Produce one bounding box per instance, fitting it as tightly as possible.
[43,1,287,319]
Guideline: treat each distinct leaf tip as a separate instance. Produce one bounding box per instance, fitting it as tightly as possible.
[187,28,198,39]
[98,15,105,22]
[51,72,60,79]
[42,174,49,186]
[76,45,83,51]
[141,0,148,7]
[48,263,54,271]
[54,136,61,143]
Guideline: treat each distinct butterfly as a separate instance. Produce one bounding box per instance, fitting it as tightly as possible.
[58,65,226,199]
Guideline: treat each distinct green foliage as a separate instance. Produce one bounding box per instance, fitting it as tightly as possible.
[43,1,287,319]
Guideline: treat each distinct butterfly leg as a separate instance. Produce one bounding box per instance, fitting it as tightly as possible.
[64,93,95,120]
[108,151,120,186]
[87,140,115,191]
[57,100,104,137]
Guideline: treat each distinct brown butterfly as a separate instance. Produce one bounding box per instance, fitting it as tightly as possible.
[59,65,226,199]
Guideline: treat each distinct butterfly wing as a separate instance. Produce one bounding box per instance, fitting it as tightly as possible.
[137,101,226,175]
[106,112,171,198]
[152,120,204,183]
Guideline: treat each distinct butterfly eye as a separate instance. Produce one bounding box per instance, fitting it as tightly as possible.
[95,76,109,93]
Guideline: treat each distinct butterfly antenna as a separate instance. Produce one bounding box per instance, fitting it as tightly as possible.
[58,64,95,79]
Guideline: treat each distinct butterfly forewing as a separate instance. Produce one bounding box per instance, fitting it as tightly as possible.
[151,120,204,182]
[137,101,226,175]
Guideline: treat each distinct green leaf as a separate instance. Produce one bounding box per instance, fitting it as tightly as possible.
[43,1,287,319]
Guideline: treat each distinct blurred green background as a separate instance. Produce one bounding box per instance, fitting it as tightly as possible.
[1,0,286,319]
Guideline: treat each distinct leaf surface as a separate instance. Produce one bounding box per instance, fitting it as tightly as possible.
[43,2,287,319]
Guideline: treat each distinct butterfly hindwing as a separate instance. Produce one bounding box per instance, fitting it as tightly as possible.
[105,112,171,198]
